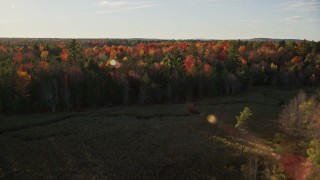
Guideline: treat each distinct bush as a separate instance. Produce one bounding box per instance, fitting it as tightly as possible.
[262,161,286,180]
[307,139,320,166]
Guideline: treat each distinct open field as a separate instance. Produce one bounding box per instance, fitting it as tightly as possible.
[0,86,317,179]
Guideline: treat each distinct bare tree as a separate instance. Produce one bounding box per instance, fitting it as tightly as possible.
[241,156,259,180]
[279,90,320,138]
[63,75,71,111]
[279,91,306,137]
[122,80,130,105]
[224,73,241,95]
[40,79,58,113]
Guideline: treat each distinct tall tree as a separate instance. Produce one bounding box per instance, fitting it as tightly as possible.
[67,39,84,66]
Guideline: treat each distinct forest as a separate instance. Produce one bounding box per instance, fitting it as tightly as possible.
[0,38,319,113]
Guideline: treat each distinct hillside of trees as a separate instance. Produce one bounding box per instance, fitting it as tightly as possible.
[0,38,319,114]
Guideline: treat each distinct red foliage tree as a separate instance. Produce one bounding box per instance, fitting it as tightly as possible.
[13,50,23,63]
[183,55,196,75]
[291,56,301,64]
[203,63,212,74]
[60,49,68,61]
[0,45,7,54]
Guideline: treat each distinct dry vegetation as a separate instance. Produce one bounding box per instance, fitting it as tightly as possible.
[1,86,318,179]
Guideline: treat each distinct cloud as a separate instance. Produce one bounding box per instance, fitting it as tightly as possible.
[189,0,248,2]
[188,0,250,5]
[281,15,320,23]
[304,18,320,23]
[238,19,262,23]
[94,0,160,13]
[281,0,320,12]
[283,15,303,22]
[278,16,320,24]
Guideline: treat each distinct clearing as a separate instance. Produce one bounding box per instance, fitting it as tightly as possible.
[0,86,314,179]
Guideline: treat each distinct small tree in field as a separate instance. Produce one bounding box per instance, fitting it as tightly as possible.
[235,107,253,154]
[235,106,253,130]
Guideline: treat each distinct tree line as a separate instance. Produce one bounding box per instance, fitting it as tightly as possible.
[0,39,319,114]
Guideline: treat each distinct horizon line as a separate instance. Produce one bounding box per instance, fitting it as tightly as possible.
[0,37,316,41]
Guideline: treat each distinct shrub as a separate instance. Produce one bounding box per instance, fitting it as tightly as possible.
[307,139,320,166]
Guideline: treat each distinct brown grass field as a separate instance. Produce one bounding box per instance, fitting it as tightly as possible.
[0,86,316,179]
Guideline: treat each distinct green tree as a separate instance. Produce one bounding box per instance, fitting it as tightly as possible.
[235,106,253,130]
[225,42,240,73]
[67,39,84,65]
[0,59,15,113]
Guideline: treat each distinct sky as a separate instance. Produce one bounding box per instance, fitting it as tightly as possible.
[0,0,320,41]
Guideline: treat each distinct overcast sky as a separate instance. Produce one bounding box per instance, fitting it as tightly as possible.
[0,0,319,40]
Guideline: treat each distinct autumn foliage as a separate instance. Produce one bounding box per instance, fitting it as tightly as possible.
[0,38,319,113]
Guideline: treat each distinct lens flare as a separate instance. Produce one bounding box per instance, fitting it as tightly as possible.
[207,114,217,124]
[110,59,117,66]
